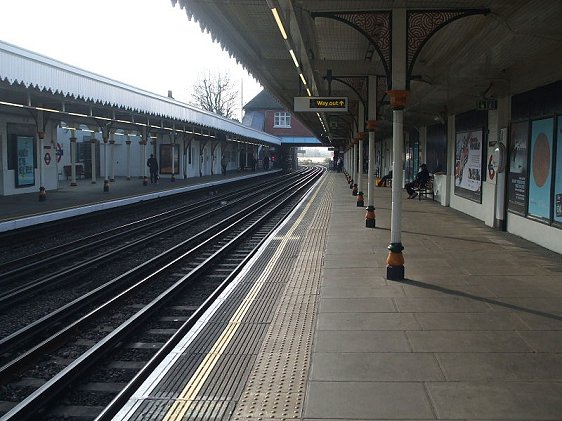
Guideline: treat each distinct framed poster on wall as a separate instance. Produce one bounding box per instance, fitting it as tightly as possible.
[528,118,553,220]
[454,129,483,202]
[16,135,35,187]
[507,121,529,215]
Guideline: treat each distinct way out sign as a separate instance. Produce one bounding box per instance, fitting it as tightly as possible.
[294,97,348,112]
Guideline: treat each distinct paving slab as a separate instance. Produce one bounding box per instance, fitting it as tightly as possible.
[304,173,562,421]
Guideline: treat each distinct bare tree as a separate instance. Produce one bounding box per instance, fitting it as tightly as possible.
[191,71,238,119]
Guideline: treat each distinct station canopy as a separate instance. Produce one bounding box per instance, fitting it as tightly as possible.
[0,41,281,146]
[174,0,562,148]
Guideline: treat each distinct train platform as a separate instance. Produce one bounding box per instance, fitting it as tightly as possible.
[0,170,275,232]
[109,171,562,421]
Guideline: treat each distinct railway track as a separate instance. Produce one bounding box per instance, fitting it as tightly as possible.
[0,167,324,420]
[0,172,303,340]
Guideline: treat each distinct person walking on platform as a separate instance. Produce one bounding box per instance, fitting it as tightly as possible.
[263,154,269,170]
[221,154,228,176]
[147,154,159,183]
[405,163,430,199]
[250,154,256,172]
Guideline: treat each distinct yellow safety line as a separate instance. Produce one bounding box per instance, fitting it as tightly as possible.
[163,178,324,421]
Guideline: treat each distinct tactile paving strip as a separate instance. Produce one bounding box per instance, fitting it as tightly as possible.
[124,176,333,421]
[233,177,333,421]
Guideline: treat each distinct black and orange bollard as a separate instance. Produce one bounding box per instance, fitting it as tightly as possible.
[38,186,46,202]
[365,206,376,228]
[356,191,364,207]
[352,183,358,196]
[103,179,110,192]
[386,243,405,280]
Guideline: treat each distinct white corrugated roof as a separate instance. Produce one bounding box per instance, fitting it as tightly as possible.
[0,41,280,145]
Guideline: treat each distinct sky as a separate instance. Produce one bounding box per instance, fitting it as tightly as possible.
[0,0,263,121]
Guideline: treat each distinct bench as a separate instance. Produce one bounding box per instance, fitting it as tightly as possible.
[63,163,85,180]
[414,176,434,201]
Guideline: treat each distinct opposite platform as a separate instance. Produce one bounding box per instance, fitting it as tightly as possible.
[0,171,274,232]
[114,171,562,421]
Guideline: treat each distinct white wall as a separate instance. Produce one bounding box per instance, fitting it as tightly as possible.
[507,213,562,255]
[1,123,250,196]
[440,96,562,255]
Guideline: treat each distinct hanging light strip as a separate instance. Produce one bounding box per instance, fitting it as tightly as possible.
[289,49,299,68]
[271,8,288,39]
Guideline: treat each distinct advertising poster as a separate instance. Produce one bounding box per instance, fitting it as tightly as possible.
[554,116,562,224]
[16,136,35,187]
[507,121,529,214]
[454,129,482,202]
[528,118,553,219]
[160,144,180,174]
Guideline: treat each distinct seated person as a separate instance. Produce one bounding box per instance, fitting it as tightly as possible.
[377,170,392,187]
[405,163,430,199]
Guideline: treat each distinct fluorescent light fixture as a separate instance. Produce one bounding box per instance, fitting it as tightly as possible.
[306,88,312,96]
[36,106,60,113]
[289,49,299,67]
[0,100,24,108]
[271,8,288,40]
[299,72,307,85]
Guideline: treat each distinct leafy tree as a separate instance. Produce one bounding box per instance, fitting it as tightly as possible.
[191,71,238,119]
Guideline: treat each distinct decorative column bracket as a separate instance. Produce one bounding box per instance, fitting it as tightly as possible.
[406,9,489,87]
[312,11,392,87]
[329,75,369,115]
[311,9,489,90]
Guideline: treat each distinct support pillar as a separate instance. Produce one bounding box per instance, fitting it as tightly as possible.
[386,90,408,280]
[142,129,148,185]
[91,138,97,184]
[103,135,110,192]
[366,121,378,227]
[126,137,131,181]
[171,141,176,182]
[385,8,408,280]
[109,137,115,182]
[70,135,77,187]
[351,140,357,193]
[38,129,46,201]
[356,133,365,206]
[347,143,352,187]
